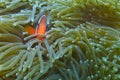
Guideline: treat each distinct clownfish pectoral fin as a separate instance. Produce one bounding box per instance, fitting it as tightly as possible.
[25,25,35,35]
[35,15,47,40]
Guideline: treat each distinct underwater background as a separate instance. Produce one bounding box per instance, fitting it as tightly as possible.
[0,0,120,80]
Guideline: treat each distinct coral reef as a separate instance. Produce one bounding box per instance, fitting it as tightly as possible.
[0,0,120,80]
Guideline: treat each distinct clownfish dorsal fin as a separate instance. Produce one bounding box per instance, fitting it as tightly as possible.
[24,25,35,35]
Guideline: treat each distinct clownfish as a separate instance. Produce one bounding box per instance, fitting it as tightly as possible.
[24,25,35,35]
[25,15,47,40]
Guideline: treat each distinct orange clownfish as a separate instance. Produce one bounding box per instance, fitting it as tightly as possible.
[25,15,47,40]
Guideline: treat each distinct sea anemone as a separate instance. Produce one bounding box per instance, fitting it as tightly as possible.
[0,0,120,80]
